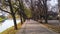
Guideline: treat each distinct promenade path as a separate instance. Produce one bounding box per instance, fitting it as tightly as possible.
[16,19,59,34]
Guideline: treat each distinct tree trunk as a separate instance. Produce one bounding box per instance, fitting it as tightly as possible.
[20,15,23,25]
[8,0,18,30]
[12,14,18,30]
[43,0,48,23]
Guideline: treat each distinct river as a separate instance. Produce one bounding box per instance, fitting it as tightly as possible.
[0,19,20,32]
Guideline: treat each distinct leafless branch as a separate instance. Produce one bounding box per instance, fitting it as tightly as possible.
[0,8,11,14]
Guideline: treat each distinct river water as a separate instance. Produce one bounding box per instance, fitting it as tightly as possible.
[0,19,20,32]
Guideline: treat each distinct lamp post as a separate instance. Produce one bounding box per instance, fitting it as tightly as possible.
[58,0,60,26]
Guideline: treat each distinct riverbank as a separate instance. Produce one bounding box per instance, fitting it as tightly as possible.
[0,23,21,34]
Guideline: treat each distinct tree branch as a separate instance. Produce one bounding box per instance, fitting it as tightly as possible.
[0,8,11,14]
[15,8,19,14]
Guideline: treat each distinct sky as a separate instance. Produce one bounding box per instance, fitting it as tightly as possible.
[47,0,58,12]
[49,0,58,6]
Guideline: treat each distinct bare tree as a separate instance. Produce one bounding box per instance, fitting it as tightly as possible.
[0,0,18,30]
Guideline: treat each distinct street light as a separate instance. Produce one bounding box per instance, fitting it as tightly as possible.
[58,13,60,21]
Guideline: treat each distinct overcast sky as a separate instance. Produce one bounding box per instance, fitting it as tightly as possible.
[47,0,58,12]
[47,0,58,6]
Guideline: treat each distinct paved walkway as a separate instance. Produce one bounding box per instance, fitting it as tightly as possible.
[16,20,59,34]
